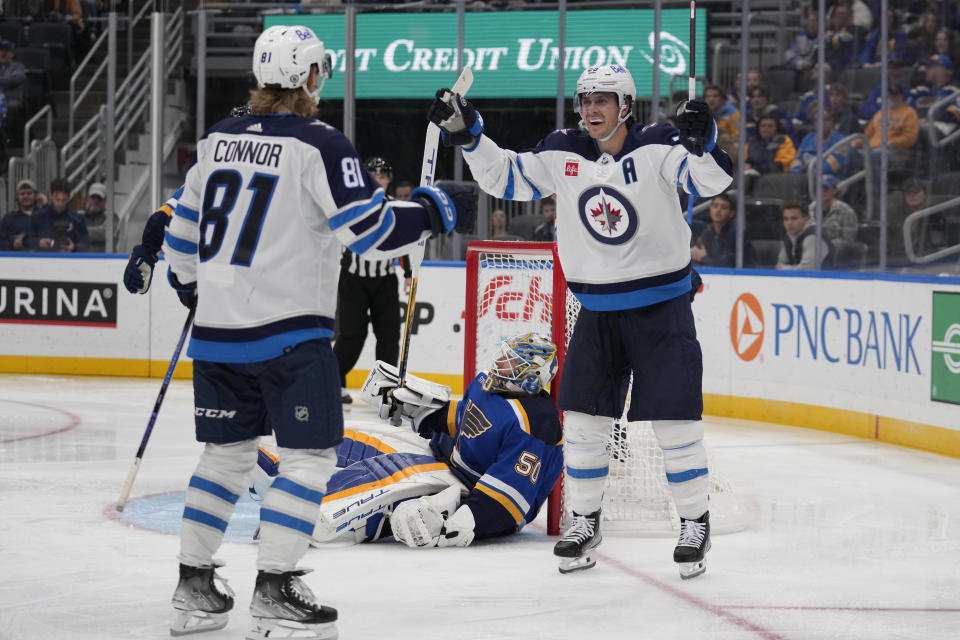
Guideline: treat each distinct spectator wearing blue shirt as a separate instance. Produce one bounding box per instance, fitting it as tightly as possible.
[791,106,849,176]
[860,9,916,67]
[29,178,88,252]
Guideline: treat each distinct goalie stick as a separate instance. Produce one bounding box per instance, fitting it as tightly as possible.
[392,66,474,424]
[116,305,195,511]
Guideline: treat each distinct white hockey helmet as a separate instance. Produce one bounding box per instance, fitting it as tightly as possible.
[252,25,333,101]
[574,64,636,140]
[482,332,558,396]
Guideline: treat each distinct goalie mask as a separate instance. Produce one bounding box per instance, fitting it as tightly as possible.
[573,64,636,141]
[252,25,334,101]
[482,333,558,396]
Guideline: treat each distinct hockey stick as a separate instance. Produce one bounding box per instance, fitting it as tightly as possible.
[686,0,697,224]
[391,67,474,425]
[116,305,195,511]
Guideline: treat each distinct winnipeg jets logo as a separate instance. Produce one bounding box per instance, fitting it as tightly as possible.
[577,185,637,245]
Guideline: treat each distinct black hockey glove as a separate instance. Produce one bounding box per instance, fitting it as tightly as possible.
[413,182,479,236]
[675,100,715,157]
[124,245,157,294]
[427,88,484,147]
[690,268,703,302]
[167,268,197,310]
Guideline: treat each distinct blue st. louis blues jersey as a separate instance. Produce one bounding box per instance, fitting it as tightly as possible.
[423,373,563,537]
[164,114,435,363]
[462,122,733,311]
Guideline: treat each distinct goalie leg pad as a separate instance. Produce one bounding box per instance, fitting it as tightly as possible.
[652,420,709,519]
[179,440,259,569]
[562,411,613,516]
[257,448,337,573]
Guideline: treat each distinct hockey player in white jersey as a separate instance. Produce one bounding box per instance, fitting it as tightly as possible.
[428,64,733,579]
[163,25,475,640]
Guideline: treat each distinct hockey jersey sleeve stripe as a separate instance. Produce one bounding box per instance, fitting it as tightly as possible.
[188,475,241,504]
[174,204,199,223]
[450,447,483,480]
[475,482,524,523]
[446,401,459,437]
[188,327,333,363]
[515,156,542,200]
[327,190,385,231]
[182,506,229,532]
[478,474,531,514]
[507,399,531,434]
[164,230,197,255]
[347,206,395,255]
[259,507,315,535]
[270,477,325,505]
[502,164,515,200]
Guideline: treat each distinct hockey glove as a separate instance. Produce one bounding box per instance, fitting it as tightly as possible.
[124,245,157,294]
[427,88,484,148]
[675,100,716,157]
[392,387,449,438]
[167,268,197,310]
[391,486,474,549]
[413,183,478,237]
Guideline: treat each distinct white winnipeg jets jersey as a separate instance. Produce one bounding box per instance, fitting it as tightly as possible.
[463,122,733,311]
[164,113,433,363]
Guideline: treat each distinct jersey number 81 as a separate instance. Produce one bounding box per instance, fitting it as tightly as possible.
[199,170,279,266]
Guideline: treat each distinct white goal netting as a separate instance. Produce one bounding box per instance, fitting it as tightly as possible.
[465,241,744,536]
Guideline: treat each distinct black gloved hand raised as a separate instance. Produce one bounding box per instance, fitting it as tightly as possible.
[675,100,715,157]
[426,88,484,147]
[124,245,157,294]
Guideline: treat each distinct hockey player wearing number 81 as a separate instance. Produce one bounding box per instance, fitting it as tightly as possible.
[428,64,734,578]
[163,25,477,640]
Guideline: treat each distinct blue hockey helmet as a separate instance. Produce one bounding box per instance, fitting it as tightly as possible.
[482,332,558,395]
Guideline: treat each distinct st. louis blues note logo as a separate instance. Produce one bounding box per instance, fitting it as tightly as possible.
[577,185,637,244]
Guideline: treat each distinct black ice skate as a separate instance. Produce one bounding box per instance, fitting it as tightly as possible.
[674,511,711,580]
[247,569,338,640]
[554,511,602,574]
[170,563,234,636]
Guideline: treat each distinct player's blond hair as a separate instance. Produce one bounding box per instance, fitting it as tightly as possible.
[247,87,318,118]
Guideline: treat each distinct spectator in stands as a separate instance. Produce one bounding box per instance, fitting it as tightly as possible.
[531,197,556,242]
[908,54,960,127]
[0,38,26,139]
[828,84,860,135]
[0,178,39,251]
[393,179,413,201]
[704,83,739,140]
[860,8,916,67]
[793,62,831,131]
[690,193,756,268]
[728,68,762,108]
[785,7,819,72]
[490,208,522,241]
[28,178,88,252]
[777,199,832,270]
[855,83,919,204]
[813,174,859,245]
[909,8,942,60]
[897,177,951,257]
[745,85,792,139]
[80,181,119,252]
[744,115,796,176]
[859,59,904,121]
[791,106,849,176]
[824,1,866,70]
[932,28,960,67]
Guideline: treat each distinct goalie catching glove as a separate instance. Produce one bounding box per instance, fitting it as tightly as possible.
[360,361,451,436]
[391,485,476,549]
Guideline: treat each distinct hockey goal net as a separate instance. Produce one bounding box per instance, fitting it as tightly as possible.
[464,240,743,537]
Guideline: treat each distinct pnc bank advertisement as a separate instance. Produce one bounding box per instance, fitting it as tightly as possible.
[263,9,707,99]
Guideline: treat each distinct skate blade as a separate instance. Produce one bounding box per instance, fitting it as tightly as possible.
[170,610,228,636]
[678,559,706,580]
[558,552,597,574]
[246,617,338,640]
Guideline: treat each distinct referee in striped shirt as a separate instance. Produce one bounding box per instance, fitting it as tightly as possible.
[334,157,412,404]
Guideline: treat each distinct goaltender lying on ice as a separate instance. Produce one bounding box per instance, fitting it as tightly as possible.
[251,335,564,549]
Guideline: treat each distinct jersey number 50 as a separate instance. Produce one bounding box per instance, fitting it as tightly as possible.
[199,170,279,266]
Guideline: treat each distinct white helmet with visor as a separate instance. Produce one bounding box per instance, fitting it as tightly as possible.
[573,64,636,141]
[252,25,333,101]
